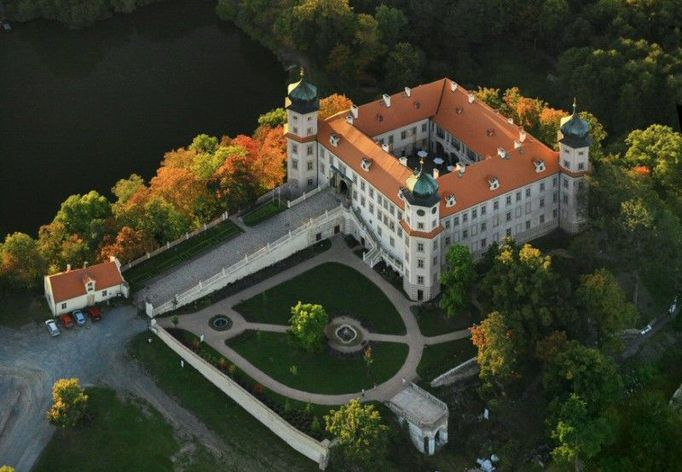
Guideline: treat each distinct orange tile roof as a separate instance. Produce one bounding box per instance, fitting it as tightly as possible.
[48,261,124,303]
[319,78,561,216]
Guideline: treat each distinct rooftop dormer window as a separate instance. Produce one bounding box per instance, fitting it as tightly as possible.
[361,158,372,172]
[533,159,546,173]
[330,134,340,147]
[497,147,508,159]
[446,195,456,207]
[488,177,500,190]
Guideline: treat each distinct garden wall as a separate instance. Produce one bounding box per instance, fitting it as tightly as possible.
[430,357,479,388]
[150,321,331,469]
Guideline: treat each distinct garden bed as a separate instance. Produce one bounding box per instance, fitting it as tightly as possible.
[242,200,287,226]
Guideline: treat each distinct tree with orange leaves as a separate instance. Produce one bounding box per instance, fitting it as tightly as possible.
[319,94,353,120]
[99,226,156,264]
[471,311,519,389]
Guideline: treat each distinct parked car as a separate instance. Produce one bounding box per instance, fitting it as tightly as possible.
[60,313,75,329]
[73,310,87,326]
[87,306,102,321]
[45,319,60,337]
[640,323,653,335]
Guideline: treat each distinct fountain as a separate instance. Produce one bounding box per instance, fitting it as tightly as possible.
[208,314,232,331]
[335,324,358,344]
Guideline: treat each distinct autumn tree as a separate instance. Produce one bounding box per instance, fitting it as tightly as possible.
[48,378,88,428]
[325,399,389,469]
[0,232,46,289]
[319,94,353,120]
[257,107,287,128]
[99,226,156,263]
[140,196,192,244]
[576,268,637,345]
[289,302,329,352]
[440,244,475,317]
[0,466,16,472]
[471,311,519,389]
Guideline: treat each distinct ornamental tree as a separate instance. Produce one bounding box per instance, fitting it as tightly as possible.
[288,302,328,352]
[440,244,475,317]
[47,378,88,428]
[324,399,389,469]
[471,311,519,389]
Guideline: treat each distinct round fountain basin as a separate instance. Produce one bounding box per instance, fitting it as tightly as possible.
[335,324,358,344]
[209,315,232,331]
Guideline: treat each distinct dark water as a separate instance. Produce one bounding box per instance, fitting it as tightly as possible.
[0,0,286,236]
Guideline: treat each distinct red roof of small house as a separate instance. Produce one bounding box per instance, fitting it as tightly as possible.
[47,260,124,303]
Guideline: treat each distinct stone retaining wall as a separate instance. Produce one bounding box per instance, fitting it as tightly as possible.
[150,321,331,469]
[430,357,479,388]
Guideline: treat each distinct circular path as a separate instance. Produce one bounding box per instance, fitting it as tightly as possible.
[157,237,471,405]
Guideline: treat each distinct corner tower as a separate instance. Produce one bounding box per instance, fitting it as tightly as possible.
[400,161,443,301]
[557,99,591,233]
[285,68,320,195]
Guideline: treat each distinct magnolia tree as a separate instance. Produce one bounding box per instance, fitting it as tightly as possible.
[288,302,329,352]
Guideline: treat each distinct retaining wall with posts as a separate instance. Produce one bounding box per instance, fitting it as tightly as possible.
[150,322,331,469]
[121,211,230,272]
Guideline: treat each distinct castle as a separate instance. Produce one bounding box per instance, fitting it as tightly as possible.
[284,72,591,301]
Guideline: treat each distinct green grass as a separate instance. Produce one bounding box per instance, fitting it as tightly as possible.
[242,200,287,226]
[128,333,316,471]
[234,262,406,334]
[0,290,51,328]
[415,302,481,337]
[33,387,220,472]
[417,338,476,382]
[124,220,241,290]
[229,331,408,394]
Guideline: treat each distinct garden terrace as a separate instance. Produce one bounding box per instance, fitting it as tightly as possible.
[242,200,287,226]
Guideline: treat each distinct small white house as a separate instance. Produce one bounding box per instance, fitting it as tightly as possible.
[44,257,129,316]
[387,383,449,455]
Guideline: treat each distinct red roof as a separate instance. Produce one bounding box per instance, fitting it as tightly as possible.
[48,261,124,303]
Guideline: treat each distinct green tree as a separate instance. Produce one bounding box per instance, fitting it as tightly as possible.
[189,134,219,155]
[324,399,389,469]
[0,466,16,472]
[47,378,88,428]
[624,125,682,198]
[141,197,192,244]
[0,232,46,289]
[54,191,111,238]
[257,108,287,128]
[374,5,407,48]
[384,42,425,91]
[576,268,638,344]
[440,244,475,317]
[471,311,519,388]
[288,302,329,352]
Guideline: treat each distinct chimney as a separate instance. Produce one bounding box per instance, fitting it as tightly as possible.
[433,168,440,179]
[467,93,475,104]
[507,117,514,124]
[404,86,411,97]
[66,264,71,272]
[514,140,523,150]
[350,104,359,119]
[381,143,390,153]
[519,129,527,142]
[450,81,458,92]
[399,156,408,166]
[497,147,508,159]
[382,94,391,107]
[455,163,466,177]
[83,261,88,268]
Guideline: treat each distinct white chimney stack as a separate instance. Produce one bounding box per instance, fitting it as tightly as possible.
[350,104,359,119]
[433,168,440,179]
[381,143,390,153]
[399,156,408,166]
[455,163,466,176]
[467,93,475,103]
[404,86,411,97]
[382,94,391,107]
[450,81,458,92]
[514,140,523,150]
[519,129,527,142]
[66,264,71,272]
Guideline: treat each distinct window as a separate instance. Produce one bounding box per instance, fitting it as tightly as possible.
[292,159,298,170]
[493,200,499,210]
[516,191,521,202]
[563,159,571,169]
[293,115,298,122]
[540,182,546,192]
[525,188,531,198]
[307,178,313,186]
[417,243,424,252]
[472,208,478,219]
[433,256,438,265]
[445,220,451,229]
[540,198,545,208]
[417,222,424,230]
[307,161,313,171]
[360,181,366,191]
[553,209,558,218]
[377,227,382,237]
[369,203,374,214]
[307,145,313,156]
[463,213,468,223]
[61,303,67,309]
[481,222,487,232]
[417,276,424,285]
[578,162,585,170]
[432,219,437,228]
[462,229,468,239]
[526,220,531,230]
[353,190,358,200]
[481,239,487,248]
[388,135,394,145]
[390,237,395,247]
[506,195,512,206]
[421,123,427,133]
[352,173,357,183]
[417,209,425,216]
[563,194,569,204]
[369,188,374,198]
[293,127,298,134]
[361,196,366,207]
[320,163,325,174]
[454,216,460,226]
[506,212,512,222]
[412,126,417,135]
[418,259,424,268]
[553,177,558,187]
[102,290,108,296]
[553,192,558,203]
[506,228,512,237]
[292,144,298,154]
[540,214,545,224]
[481,205,487,216]
[401,130,407,140]
[445,236,451,245]
[433,240,438,249]
[306,127,313,135]
[563,179,569,189]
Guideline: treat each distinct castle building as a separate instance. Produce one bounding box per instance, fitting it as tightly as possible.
[284,73,591,301]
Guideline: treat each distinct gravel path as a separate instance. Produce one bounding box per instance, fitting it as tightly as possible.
[0,306,248,471]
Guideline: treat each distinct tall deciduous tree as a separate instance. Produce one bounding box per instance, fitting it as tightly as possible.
[288,302,328,352]
[374,5,407,48]
[0,232,46,289]
[319,94,353,120]
[324,399,389,469]
[384,42,425,91]
[440,244,475,317]
[48,378,88,428]
[471,311,519,388]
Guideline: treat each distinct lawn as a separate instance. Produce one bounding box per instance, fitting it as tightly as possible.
[128,333,316,471]
[415,302,481,337]
[33,387,220,472]
[124,220,241,290]
[234,262,406,334]
[242,200,287,226]
[228,331,408,394]
[417,338,476,382]
[0,290,51,328]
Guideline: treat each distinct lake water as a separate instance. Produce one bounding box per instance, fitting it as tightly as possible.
[0,0,286,236]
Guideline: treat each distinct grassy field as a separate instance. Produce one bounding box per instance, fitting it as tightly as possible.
[234,262,406,334]
[229,331,408,394]
[417,338,477,382]
[0,290,51,328]
[33,387,221,472]
[124,220,241,290]
[128,333,316,471]
[415,302,481,337]
[242,200,287,226]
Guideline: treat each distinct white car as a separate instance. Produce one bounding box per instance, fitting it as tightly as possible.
[640,324,653,336]
[45,319,61,337]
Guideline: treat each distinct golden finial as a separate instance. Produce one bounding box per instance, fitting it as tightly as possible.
[572,97,577,115]
[300,67,305,79]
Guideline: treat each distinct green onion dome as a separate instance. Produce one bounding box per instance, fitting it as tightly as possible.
[285,68,319,114]
[559,99,591,148]
[404,160,440,206]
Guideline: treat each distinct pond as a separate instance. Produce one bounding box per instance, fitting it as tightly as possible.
[0,0,286,236]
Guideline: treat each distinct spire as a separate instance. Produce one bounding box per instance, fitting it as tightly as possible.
[572,97,577,116]
[417,157,425,174]
[299,67,305,80]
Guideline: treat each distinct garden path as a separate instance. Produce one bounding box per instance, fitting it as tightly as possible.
[158,237,471,405]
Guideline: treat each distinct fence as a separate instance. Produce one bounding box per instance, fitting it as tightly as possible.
[430,358,478,388]
[287,186,322,208]
[148,206,345,316]
[150,322,331,469]
[121,211,229,272]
